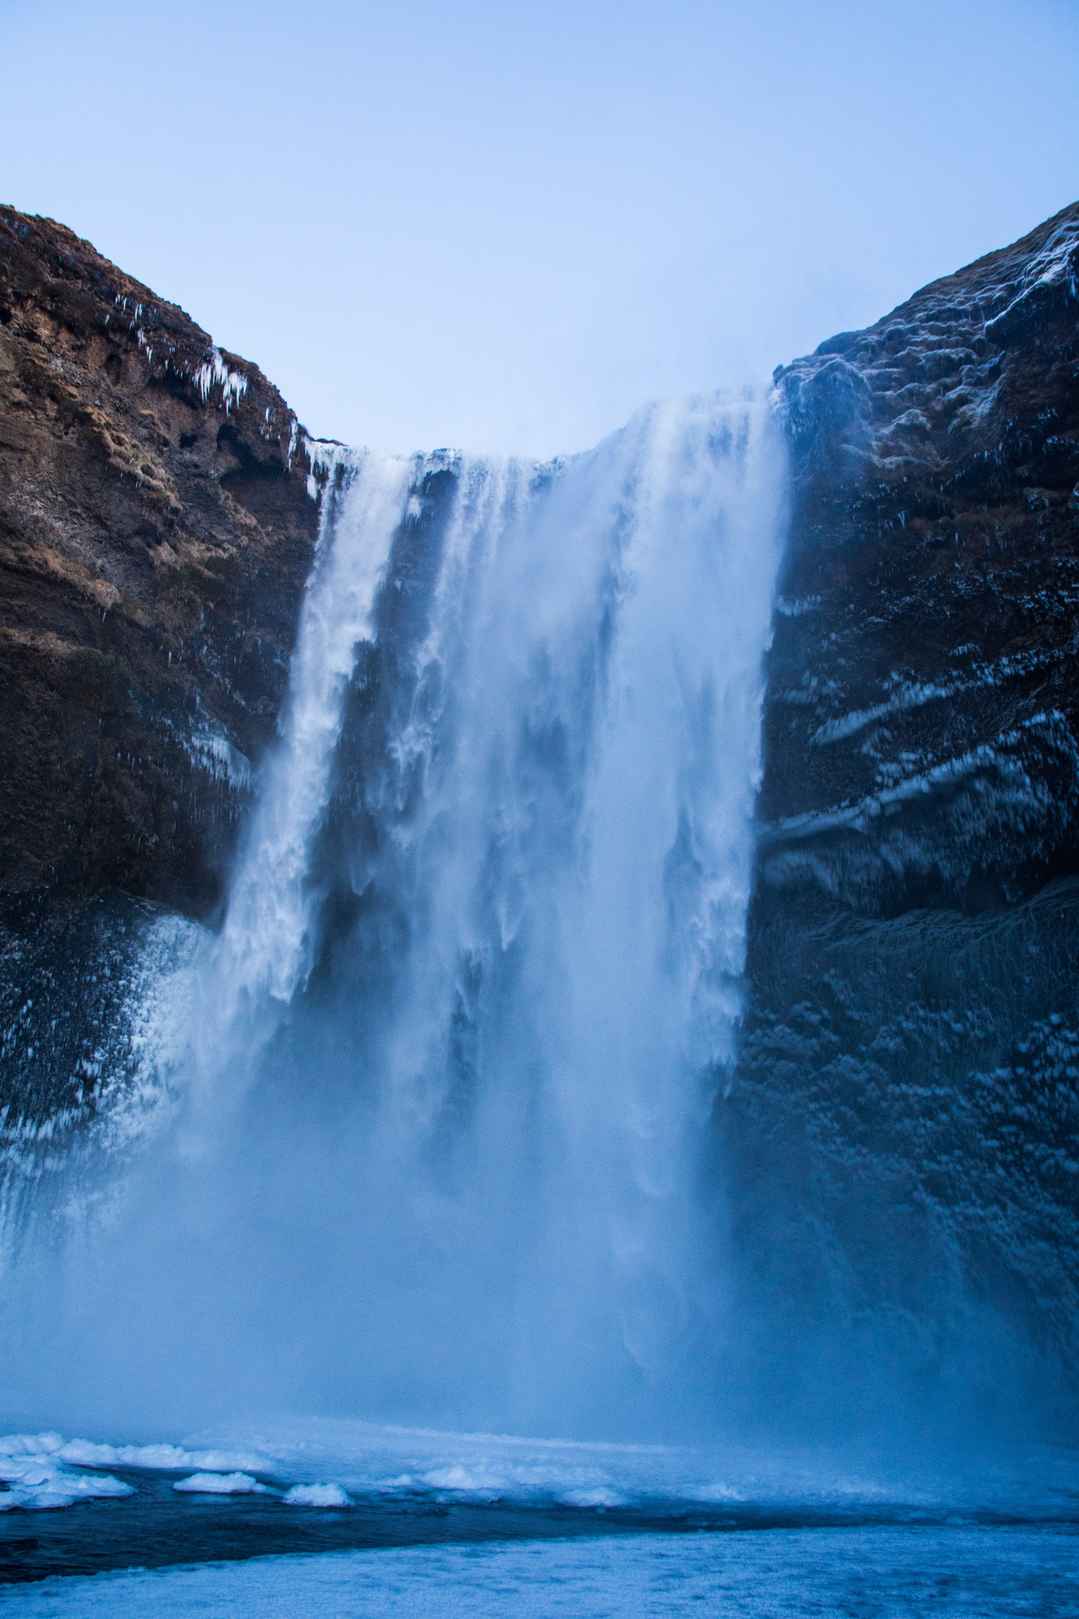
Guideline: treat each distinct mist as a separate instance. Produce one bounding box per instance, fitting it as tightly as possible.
[4,398,787,1444]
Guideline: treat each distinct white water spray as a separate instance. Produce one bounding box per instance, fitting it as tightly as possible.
[185,448,415,1137]
[4,393,786,1437]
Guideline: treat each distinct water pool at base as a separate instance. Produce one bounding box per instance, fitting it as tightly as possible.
[2,1420,1078,1611]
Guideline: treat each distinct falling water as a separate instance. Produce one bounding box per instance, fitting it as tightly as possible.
[183,447,416,1140]
[4,392,786,1438]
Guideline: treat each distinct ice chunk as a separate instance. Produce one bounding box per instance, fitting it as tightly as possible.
[173,1472,269,1495]
[282,1482,350,1507]
[0,1438,133,1512]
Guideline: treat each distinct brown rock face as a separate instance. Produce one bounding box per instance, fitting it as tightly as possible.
[0,206,321,919]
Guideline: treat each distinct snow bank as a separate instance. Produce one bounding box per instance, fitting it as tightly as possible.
[0,1434,132,1512]
[57,1438,273,1474]
[0,1430,280,1514]
[0,1417,916,1521]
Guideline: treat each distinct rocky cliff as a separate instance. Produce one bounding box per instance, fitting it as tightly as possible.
[2,199,1078,1419]
[768,201,1079,902]
[0,206,320,921]
[726,202,1079,1420]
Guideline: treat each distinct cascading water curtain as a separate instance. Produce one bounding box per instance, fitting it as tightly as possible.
[4,393,787,1439]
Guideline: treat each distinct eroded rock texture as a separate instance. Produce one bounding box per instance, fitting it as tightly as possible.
[728,203,1079,1417]
[0,206,320,920]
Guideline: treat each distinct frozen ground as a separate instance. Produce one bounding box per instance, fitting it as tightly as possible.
[2,1417,1078,1608]
[6,1414,1075,1521]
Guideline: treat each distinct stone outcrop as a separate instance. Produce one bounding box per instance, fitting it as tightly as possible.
[726,203,1079,1415]
[0,206,321,920]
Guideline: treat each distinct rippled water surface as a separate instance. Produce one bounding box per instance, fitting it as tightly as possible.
[5,1526,1079,1616]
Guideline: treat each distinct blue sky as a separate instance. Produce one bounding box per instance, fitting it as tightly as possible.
[4,0,1077,455]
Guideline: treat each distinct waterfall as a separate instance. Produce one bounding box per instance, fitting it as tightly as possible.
[183,447,417,1141]
[4,393,786,1438]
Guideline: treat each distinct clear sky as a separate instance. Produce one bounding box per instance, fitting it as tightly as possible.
[4,0,1077,456]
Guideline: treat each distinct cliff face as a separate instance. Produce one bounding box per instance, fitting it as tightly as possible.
[767,202,1079,899]
[727,204,1079,1414]
[0,206,320,921]
[3,199,1078,1414]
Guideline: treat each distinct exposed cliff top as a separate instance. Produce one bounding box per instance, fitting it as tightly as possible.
[776,200,1079,490]
[764,199,1079,908]
[0,205,313,493]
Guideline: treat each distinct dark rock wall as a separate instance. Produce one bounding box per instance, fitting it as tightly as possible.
[726,203,1079,1416]
[766,202,1079,903]
[0,206,320,920]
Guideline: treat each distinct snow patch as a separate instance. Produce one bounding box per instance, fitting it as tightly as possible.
[282,1482,350,1507]
[560,1486,626,1508]
[57,1438,274,1474]
[173,1471,269,1495]
[0,1434,133,1512]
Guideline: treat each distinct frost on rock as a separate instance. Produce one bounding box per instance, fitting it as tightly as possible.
[183,725,254,792]
[0,907,205,1276]
[191,347,249,414]
[303,436,353,502]
[984,215,1079,338]
[807,644,1072,751]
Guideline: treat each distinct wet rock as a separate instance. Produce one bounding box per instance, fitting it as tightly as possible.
[730,202,1079,1407]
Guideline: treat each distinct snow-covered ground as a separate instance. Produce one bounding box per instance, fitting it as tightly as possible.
[3,1419,1078,1609]
[0,1417,954,1517]
[3,1414,1077,1519]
